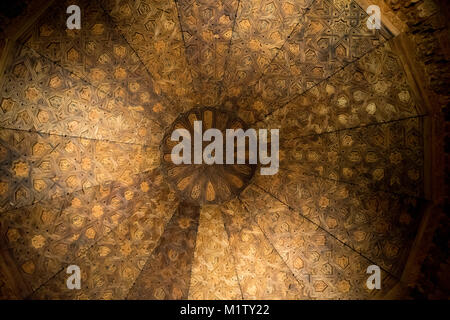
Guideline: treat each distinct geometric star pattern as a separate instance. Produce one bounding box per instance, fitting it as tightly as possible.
[0,0,428,299]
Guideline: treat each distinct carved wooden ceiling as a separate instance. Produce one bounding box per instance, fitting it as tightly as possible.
[0,0,430,299]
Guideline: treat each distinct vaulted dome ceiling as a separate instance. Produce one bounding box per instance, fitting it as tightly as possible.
[0,0,447,299]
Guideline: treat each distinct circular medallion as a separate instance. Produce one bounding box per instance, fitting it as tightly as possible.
[160,107,256,204]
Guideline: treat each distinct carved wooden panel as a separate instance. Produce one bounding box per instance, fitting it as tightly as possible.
[256,41,421,136]
[279,117,424,197]
[338,117,423,196]
[31,172,178,299]
[0,128,159,212]
[231,0,390,124]
[176,0,239,106]
[221,0,313,102]
[251,166,425,278]
[0,44,163,145]
[220,198,306,299]
[126,203,200,300]
[21,0,179,129]
[283,132,340,180]
[1,169,176,294]
[99,0,197,112]
[188,205,241,299]
[240,185,398,298]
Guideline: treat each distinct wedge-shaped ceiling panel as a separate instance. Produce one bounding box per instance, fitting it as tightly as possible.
[279,117,424,197]
[241,186,399,298]
[0,44,164,144]
[99,0,197,112]
[31,176,178,299]
[228,0,391,123]
[19,0,180,128]
[251,165,425,279]
[222,0,313,94]
[176,0,239,106]
[0,128,159,212]
[126,203,200,300]
[1,169,175,296]
[220,199,306,299]
[188,205,242,299]
[251,40,420,129]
